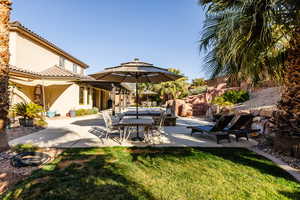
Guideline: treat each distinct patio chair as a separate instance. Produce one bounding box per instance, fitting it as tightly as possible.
[225,114,259,141]
[187,114,235,144]
[102,111,122,141]
[146,111,167,143]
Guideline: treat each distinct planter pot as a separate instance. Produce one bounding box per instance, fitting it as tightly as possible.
[46,111,56,118]
[69,110,76,118]
[25,118,34,127]
[19,118,34,127]
[19,118,26,127]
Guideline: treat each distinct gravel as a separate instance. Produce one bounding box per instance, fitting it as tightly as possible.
[255,137,300,170]
[235,87,281,111]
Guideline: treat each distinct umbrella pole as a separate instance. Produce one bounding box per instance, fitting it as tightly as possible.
[132,73,143,141]
[136,80,138,119]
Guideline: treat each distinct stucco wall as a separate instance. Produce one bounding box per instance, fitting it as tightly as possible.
[45,84,95,116]
[9,32,17,66]
[10,80,111,116]
[9,31,85,74]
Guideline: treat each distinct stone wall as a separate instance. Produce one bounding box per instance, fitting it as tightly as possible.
[234,106,276,134]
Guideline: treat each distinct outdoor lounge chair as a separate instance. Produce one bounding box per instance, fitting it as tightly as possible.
[187,115,235,144]
[225,114,259,141]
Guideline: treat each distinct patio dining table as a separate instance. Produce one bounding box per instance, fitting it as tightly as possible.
[117,116,154,141]
[124,110,162,117]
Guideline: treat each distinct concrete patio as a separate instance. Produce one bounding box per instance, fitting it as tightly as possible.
[8,114,257,148]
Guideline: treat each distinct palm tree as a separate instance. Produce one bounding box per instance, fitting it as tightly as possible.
[153,68,189,102]
[0,0,12,152]
[199,0,299,152]
[138,68,189,103]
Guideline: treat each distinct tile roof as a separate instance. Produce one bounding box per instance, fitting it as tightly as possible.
[9,65,94,80]
[9,65,41,76]
[41,65,94,80]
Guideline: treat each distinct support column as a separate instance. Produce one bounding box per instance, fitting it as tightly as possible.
[111,84,116,116]
[121,89,124,112]
[83,86,88,105]
[42,81,46,118]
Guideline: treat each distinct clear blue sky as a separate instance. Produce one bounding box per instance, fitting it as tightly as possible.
[11,0,206,81]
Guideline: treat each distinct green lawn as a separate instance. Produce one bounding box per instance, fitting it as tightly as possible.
[2,147,300,200]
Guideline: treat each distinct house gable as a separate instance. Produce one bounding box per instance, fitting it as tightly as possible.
[9,21,89,75]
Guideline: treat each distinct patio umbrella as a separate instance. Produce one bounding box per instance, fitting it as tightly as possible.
[91,58,183,140]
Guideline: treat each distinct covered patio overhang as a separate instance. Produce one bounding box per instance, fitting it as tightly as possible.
[74,80,132,114]
[9,76,74,112]
[73,80,131,94]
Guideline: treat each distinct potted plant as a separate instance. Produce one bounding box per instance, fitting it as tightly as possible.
[13,102,27,126]
[13,102,43,127]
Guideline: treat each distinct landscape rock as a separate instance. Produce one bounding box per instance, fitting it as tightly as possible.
[181,104,192,117]
[259,107,276,117]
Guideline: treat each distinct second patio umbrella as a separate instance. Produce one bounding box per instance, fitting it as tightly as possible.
[91,58,183,140]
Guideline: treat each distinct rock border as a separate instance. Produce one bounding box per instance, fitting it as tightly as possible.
[248,146,300,182]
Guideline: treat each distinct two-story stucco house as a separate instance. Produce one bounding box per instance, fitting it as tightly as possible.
[8,21,125,116]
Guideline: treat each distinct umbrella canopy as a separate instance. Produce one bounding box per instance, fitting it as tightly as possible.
[90,58,182,83]
[90,58,183,141]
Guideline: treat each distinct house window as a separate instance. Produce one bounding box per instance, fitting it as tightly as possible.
[79,87,84,104]
[73,64,77,73]
[87,88,91,104]
[59,57,65,68]
[80,68,84,75]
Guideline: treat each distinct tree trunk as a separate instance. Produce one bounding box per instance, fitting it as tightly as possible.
[272,28,300,156]
[0,0,12,152]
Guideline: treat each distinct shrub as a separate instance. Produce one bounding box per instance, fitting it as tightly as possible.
[13,102,27,118]
[191,78,206,88]
[190,86,207,95]
[13,102,43,119]
[222,90,250,104]
[26,103,44,119]
[11,144,39,153]
[211,96,233,106]
[75,108,99,116]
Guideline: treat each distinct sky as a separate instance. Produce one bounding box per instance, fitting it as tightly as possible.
[11,0,206,81]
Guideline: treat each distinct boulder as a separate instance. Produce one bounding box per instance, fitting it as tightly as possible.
[259,108,275,118]
[181,103,192,117]
[174,99,186,116]
[192,103,209,116]
[191,98,202,105]
[250,109,260,116]
[177,104,184,116]
[216,83,227,90]
[186,110,193,117]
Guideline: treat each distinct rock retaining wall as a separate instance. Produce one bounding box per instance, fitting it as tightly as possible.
[166,83,239,117]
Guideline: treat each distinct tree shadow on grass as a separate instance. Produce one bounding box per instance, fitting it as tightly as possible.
[127,147,300,183]
[2,148,156,200]
[128,146,194,163]
[279,191,300,200]
[194,147,299,182]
